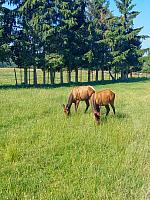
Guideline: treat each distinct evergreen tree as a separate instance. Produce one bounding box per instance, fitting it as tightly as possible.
[1,0,146,85]
[142,49,150,73]
[115,0,144,79]
[10,0,46,84]
[86,0,111,81]
[0,1,15,64]
[18,0,86,84]
[11,28,36,84]
[58,0,87,83]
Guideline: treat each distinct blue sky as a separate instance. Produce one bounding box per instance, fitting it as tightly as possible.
[4,0,150,49]
[110,0,150,49]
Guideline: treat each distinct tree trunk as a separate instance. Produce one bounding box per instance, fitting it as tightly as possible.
[108,68,116,80]
[20,68,22,84]
[121,69,128,80]
[91,70,94,81]
[67,67,71,83]
[14,68,17,85]
[29,67,31,85]
[60,65,63,84]
[114,66,117,80]
[88,69,90,82]
[43,68,46,85]
[101,68,104,81]
[129,68,133,78]
[24,67,28,85]
[33,66,37,85]
[117,73,119,80]
[121,69,124,80]
[50,67,54,84]
[75,66,78,83]
[48,69,50,83]
[96,68,98,82]
[80,69,82,82]
[53,69,55,83]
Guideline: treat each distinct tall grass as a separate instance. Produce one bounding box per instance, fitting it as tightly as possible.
[0,80,150,199]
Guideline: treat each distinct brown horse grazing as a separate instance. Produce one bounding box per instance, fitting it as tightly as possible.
[91,89,115,124]
[63,86,95,115]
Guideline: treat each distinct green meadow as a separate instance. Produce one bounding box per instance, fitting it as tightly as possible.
[0,72,150,199]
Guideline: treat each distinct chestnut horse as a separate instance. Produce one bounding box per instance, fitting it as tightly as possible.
[63,86,95,115]
[91,89,115,124]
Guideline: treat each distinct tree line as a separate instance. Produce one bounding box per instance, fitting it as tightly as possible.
[0,0,148,85]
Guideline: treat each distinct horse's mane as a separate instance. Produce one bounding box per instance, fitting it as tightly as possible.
[67,92,73,108]
[92,93,100,118]
[91,94,96,111]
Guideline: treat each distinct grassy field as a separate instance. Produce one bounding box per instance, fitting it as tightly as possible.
[0,71,150,199]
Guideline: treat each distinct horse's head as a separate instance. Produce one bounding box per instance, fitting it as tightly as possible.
[63,104,70,116]
[94,111,100,125]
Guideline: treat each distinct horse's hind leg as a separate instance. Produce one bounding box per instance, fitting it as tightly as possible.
[105,105,110,116]
[110,103,115,115]
[85,99,90,113]
[74,103,77,112]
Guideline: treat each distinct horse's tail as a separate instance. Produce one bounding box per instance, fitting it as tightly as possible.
[88,86,96,99]
[113,92,115,100]
[110,90,115,105]
[89,86,96,93]
[91,93,100,120]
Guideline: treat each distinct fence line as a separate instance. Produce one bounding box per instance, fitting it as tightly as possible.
[0,68,150,86]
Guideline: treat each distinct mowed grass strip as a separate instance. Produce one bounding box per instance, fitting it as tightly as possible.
[0,81,150,200]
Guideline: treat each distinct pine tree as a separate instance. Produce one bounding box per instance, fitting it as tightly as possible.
[105,15,125,80]
[58,0,87,83]
[115,0,144,79]
[0,1,14,64]
[86,0,111,81]
[18,0,83,84]
[142,49,150,73]
[2,0,145,85]
[11,0,50,85]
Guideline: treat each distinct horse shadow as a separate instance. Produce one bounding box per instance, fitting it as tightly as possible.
[114,112,128,119]
[99,112,128,124]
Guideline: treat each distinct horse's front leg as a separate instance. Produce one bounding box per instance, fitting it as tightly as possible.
[105,105,110,116]
[75,100,80,112]
[85,99,90,113]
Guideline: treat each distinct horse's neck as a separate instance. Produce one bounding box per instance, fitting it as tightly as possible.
[92,94,97,112]
[67,93,73,108]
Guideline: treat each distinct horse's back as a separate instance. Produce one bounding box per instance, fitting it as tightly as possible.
[95,89,115,105]
[72,86,95,100]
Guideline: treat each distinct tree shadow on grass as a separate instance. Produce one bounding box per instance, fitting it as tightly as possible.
[0,77,149,90]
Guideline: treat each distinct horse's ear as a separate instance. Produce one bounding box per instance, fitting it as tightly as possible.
[62,104,65,108]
